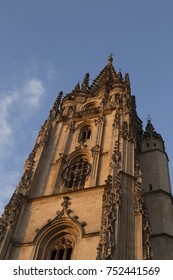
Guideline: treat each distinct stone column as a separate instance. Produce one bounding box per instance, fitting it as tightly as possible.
[90,116,104,187]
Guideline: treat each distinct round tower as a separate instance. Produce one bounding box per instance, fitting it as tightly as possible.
[139,119,173,259]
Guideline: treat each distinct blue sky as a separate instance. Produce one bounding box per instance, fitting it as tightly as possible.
[0,0,173,214]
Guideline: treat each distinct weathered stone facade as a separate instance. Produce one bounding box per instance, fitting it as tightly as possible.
[0,56,173,259]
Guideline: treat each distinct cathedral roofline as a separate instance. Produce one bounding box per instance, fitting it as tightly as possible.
[62,56,131,101]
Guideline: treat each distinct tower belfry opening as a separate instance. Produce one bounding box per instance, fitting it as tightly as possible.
[0,57,173,260]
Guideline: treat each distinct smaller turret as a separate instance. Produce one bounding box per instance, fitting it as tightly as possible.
[141,119,165,153]
[139,119,173,259]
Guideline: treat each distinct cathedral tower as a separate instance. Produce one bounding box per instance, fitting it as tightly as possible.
[0,56,173,260]
[139,120,173,259]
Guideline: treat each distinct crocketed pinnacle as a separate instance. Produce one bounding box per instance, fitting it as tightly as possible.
[144,119,163,141]
[145,119,155,136]
[108,53,113,65]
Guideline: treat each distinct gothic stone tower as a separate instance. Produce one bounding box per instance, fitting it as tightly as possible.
[0,56,173,260]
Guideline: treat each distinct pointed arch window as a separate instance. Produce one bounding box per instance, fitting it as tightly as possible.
[82,128,91,140]
[50,237,73,260]
[79,125,92,142]
[62,158,91,190]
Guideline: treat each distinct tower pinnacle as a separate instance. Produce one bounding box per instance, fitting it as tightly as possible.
[108,53,113,64]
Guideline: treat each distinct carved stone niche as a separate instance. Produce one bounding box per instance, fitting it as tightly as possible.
[143,206,153,260]
[112,140,121,168]
[134,159,143,216]
[96,174,122,260]
[121,121,128,139]
[113,109,121,127]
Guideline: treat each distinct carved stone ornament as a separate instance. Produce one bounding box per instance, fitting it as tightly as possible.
[98,115,105,123]
[68,121,75,132]
[115,71,123,83]
[55,153,67,164]
[49,91,63,119]
[92,144,101,154]
[96,174,122,260]
[19,142,40,190]
[40,121,52,147]
[61,196,72,217]
[112,140,121,169]
[53,236,72,250]
[125,73,130,87]
[0,193,24,244]
[120,121,136,142]
[143,205,153,260]
[75,140,88,150]
[0,130,42,244]
[72,83,80,94]
[113,109,121,127]
[134,158,144,216]
[81,73,89,92]
[121,121,128,139]
[129,124,136,142]
[43,196,87,229]
[38,91,63,147]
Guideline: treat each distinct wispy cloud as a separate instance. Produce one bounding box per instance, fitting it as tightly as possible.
[47,67,59,81]
[0,61,60,215]
[0,78,45,149]
[0,170,20,215]
[22,79,45,107]
[0,75,46,215]
[0,92,18,155]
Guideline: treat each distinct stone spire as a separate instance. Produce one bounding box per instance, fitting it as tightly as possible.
[81,73,90,92]
[145,119,155,137]
[143,119,162,140]
[143,119,165,151]
[108,53,113,65]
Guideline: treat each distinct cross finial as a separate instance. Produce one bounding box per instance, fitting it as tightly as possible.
[108,53,114,64]
[146,114,152,122]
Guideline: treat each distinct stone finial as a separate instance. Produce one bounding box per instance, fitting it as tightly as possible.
[108,53,113,64]
[131,95,136,110]
[81,73,89,92]
[50,91,63,119]
[145,119,155,136]
[72,83,80,94]
[125,73,130,86]
[61,196,71,214]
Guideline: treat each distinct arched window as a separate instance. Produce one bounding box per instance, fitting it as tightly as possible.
[82,128,91,140]
[62,158,91,190]
[33,210,83,260]
[79,125,92,142]
[50,237,73,260]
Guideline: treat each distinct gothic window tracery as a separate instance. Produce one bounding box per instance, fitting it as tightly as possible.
[62,158,91,190]
[79,125,92,142]
[82,128,91,140]
[50,237,73,260]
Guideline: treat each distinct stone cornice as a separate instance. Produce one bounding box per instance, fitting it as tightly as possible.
[143,189,173,201]
[139,149,169,161]
[28,185,105,203]
[12,231,100,248]
[151,233,173,239]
